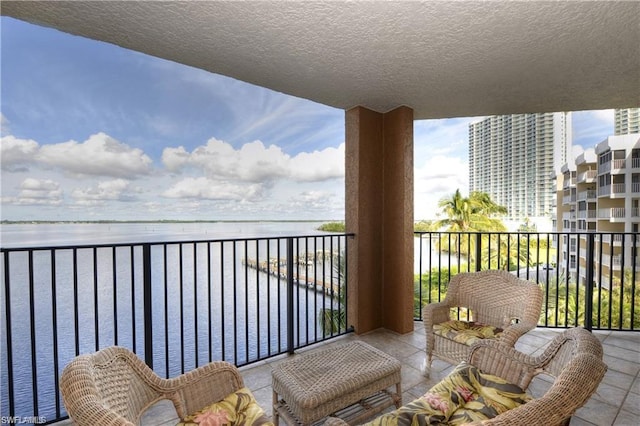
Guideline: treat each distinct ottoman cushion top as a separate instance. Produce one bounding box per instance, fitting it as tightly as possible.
[272,341,401,409]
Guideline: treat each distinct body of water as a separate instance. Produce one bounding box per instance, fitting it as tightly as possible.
[0,221,330,248]
[1,221,344,422]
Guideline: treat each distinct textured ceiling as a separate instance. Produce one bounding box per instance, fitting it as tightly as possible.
[3,1,639,119]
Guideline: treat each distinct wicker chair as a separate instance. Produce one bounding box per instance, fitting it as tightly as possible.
[325,327,606,426]
[60,346,257,425]
[464,326,607,425]
[422,270,543,376]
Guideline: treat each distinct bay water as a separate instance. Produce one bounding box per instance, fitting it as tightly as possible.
[0,221,338,421]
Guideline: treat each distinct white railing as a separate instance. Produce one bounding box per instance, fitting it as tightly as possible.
[612,158,626,170]
[598,208,626,219]
[577,190,597,200]
[601,234,624,245]
[611,207,626,218]
[633,157,640,168]
[633,182,640,193]
[598,185,611,196]
[612,183,626,194]
[577,169,597,182]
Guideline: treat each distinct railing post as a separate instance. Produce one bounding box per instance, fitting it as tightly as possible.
[475,233,482,272]
[142,244,154,369]
[286,237,295,354]
[584,233,595,331]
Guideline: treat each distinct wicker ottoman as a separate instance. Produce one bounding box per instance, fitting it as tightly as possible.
[272,340,402,425]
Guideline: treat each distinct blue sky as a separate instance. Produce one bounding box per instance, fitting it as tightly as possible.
[1,17,616,221]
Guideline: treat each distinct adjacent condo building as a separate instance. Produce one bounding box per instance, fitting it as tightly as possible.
[469,112,571,228]
[556,129,640,288]
[615,108,640,135]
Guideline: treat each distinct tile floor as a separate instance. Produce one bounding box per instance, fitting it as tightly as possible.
[57,322,640,425]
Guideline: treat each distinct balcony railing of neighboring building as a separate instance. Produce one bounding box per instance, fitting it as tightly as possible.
[602,234,625,245]
[577,170,597,183]
[598,207,626,219]
[633,157,640,169]
[578,209,597,219]
[577,189,597,201]
[1,234,352,424]
[633,182,640,193]
[612,159,627,170]
[612,183,627,194]
[3,231,640,424]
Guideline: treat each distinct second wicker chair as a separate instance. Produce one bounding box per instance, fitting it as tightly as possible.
[422,270,543,376]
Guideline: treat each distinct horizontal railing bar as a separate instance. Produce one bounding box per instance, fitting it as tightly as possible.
[0,233,356,252]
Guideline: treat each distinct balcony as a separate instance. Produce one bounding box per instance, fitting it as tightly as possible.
[578,170,597,183]
[599,184,628,198]
[598,207,626,221]
[45,323,638,426]
[612,159,627,171]
[3,230,640,424]
[577,189,597,201]
[2,2,639,425]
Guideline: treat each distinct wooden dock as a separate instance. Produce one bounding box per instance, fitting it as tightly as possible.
[242,257,341,295]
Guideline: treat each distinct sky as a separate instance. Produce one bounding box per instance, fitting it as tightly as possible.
[0,17,617,222]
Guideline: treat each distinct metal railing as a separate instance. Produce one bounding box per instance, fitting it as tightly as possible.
[1,234,352,424]
[3,230,640,423]
[414,231,639,332]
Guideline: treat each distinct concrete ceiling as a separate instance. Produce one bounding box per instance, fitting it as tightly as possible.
[3,1,639,120]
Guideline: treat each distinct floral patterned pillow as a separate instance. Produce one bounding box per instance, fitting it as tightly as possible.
[177,387,273,426]
[434,320,504,346]
[363,362,530,425]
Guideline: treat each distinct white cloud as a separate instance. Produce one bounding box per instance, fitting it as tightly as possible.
[71,179,136,204]
[0,113,10,135]
[162,138,344,183]
[0,135,39,170]
[37,132,153,178]
[289,145,344,181]
[162,176,264,201]
[415,155,468,220]
[2,178,64,205]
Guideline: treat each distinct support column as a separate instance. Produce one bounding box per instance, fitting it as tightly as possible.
[345,105,414,334]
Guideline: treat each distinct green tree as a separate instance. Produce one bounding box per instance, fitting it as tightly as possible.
[435,190,507,263]
[319,251,347,334]
[436,190,507,232]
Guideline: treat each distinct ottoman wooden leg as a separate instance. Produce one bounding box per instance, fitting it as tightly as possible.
[273,390,280,426]
[394,382,402,408]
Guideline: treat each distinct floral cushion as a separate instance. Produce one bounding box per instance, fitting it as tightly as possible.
[176,387,273,426]
[363,362,531,425]
[433,320,503,346]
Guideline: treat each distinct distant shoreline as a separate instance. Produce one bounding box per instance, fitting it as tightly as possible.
[1,219,336,225]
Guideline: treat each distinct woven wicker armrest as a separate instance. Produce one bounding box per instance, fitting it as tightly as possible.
[61,347,249,426]
[499,321,538,347]
[467,338,540,389]
[422,301,451,326]
[469,352,607,426]
[165,361,244,418]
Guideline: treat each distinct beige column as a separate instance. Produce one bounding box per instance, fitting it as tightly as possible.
[345,105,414,334]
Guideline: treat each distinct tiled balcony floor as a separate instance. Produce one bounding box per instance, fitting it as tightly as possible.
[57,322,639,425]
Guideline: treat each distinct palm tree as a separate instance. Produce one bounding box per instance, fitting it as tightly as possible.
[319,251,347,335]
[435,190,507,263]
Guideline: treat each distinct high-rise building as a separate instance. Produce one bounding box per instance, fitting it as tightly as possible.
[469,112,571,226]
[555,133,640,287]
[615,108,640,135]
